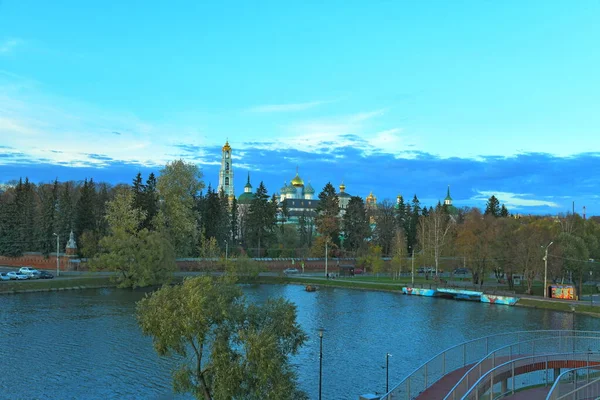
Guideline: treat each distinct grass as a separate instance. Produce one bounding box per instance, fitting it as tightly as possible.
[516,298,600,315]
[0,276,115,293]
[243,275,404,292]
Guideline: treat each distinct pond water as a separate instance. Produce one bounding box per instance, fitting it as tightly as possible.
[0,285,598,399]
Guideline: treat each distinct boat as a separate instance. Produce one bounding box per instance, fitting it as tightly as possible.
[305,285,317,292]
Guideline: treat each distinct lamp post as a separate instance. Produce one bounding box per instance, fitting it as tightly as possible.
[325,239,328,278]
[386,353,392,393]
[543,241,553,298]
[411,248,415,286]
[53,233,60,277]
[224,240,228,267]
[318,328,324,400]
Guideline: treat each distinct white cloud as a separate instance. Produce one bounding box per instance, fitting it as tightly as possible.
[0,38,22,54]
[472,191,560,209]
[248,100,328,113]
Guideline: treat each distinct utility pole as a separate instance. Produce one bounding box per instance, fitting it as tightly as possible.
[543,241,553,298]
[225,240,228,267]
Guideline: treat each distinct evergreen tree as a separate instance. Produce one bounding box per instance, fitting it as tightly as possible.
[142,172,159,230]
[132,172,146,212]
[19,178,38,252]
[230,196,238,242]
[0,190,22,256]
[395,195,406,229]
[485,195,501,217]
[342,196,370,253]
[406,195,421,252]
[500,204,509,218]
[373,200,397,256]
[75,179,98,244]
[314,182,340,247]
[39,180,59,255]
[56,181,75,251]
[247,182,277,257]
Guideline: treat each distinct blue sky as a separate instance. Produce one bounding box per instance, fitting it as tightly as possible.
[1,1,599,215]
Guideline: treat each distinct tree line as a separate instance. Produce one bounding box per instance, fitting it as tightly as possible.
[1,160,599,296]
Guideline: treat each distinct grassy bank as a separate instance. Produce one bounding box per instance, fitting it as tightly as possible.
[516,298,600,316]
[242,275,404,292]
[0,276,116,294]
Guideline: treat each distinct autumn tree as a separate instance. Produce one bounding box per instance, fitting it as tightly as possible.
[455,209,497,286]
[373,200,397,256]
[314,182,340,247]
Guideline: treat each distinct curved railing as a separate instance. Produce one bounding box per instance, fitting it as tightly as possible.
[546,365,600,400]
[445,331,600,399]
[379,330,600,400]
[463,351,600,400]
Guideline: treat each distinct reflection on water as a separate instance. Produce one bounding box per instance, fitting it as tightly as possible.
[0,285,598,399]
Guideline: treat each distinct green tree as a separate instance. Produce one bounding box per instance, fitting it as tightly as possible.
[390,230,408,279]
[91,188,176,288]
[342,196,370,254]
[500,204,509,217]
[373,200,396,256]
[484,195,501,217]
[38,180,59,255]
[75,178,97,247]
[156,160,204,257]
[142,172,159,230]
[314,182,340,247]
[136,276,307,400]
[246,182,277,257]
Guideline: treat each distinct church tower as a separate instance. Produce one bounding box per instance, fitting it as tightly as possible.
[444,185,452,206]
[218,140,234,198]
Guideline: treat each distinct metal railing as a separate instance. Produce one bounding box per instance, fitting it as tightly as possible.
[546,365,600,400]
[445,331,600,399]
[379,330,600,400]
[463,351,600,400]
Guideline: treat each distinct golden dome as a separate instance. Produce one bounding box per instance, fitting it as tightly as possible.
[339,181,346,192]
[222,140,231,152]
[367,191,376,201]
[291,172,304,187]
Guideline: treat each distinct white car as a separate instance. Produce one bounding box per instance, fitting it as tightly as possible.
[19,267,40,277]
[7,271,29,280]
[0,272,10,281]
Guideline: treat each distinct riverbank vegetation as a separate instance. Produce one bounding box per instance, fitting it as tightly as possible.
[136,275,307,400]
[0,276,114,293]
[1,160,599,297]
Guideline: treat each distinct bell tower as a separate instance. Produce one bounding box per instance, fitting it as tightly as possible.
[218,140,234,198]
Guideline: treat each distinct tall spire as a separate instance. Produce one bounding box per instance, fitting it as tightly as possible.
[247,172,250,185]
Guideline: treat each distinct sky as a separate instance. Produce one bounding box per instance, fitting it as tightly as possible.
[0,0,599,215]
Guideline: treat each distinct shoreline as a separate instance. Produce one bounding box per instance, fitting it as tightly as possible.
[3,274,599,317]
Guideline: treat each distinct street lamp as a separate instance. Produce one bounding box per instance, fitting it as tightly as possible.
[386,353,392,393]
[410,247,415,286]
[53,233,60,277]
[543,241,553,298]
[224,240,228,267]
[325,239,328,278]
[318,328,325,400]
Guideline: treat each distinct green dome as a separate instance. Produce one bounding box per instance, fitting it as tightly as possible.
[238,192,254,205]
[305,182,315,194]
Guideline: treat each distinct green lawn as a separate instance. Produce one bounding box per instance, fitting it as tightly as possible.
[0,276,115,293]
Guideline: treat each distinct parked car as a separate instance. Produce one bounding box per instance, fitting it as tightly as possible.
[283,268,299,275]
[38,271,54,279]
[354,268,364,275]
[7,271,29,280]
[0,272,10,281]
[19,267,40,277]
[453,268,469,275]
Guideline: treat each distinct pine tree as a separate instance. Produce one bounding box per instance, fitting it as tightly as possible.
[500,204,509,218]
[142,172,159,229]
[484,195,501,217]
[0,189,22,256]
[75,178,97,244]
[132,172,146,212]
[247,182,277,257]
[230,196,238,242]
[395,195,406,229]
[39,180,59,255]
[314,182,340,247]
[343,196,370,253]
[56,181,75,248]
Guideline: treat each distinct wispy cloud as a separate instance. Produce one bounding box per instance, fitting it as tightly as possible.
[472,191,560,209]
[247,100,329,113]
[0,38,23,55]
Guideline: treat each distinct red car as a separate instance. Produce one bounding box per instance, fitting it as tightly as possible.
[354,268,364,275]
